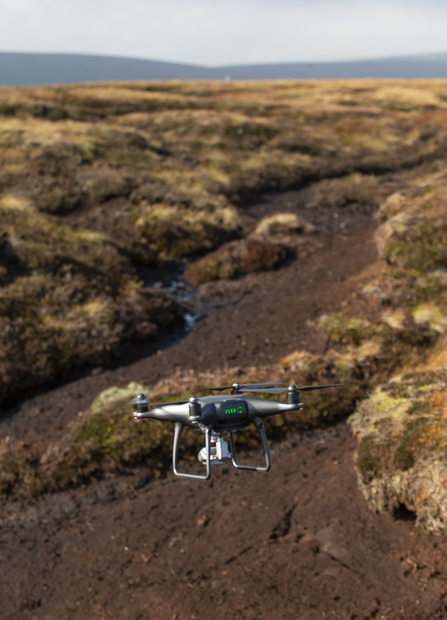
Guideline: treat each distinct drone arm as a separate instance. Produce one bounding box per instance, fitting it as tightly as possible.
[229,416,271,473]
[172,422,212,481]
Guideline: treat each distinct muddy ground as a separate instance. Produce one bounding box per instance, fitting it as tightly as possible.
[1,185,447,620]
[2,425,447,620]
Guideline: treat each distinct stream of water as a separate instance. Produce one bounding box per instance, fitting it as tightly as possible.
[140,260,205,348]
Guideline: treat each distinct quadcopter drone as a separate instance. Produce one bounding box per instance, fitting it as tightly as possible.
[129,381,341,480]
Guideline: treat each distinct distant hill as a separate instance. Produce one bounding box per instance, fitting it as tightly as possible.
[2,51,447,86]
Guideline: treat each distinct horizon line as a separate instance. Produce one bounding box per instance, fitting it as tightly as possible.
[1,49,447,69]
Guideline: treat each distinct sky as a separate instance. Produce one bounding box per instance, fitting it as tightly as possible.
[1,0,447,66]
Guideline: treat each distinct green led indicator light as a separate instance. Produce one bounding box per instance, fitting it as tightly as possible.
[225,405,243,415]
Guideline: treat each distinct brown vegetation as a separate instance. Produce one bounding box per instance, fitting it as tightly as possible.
[184,237,288,285]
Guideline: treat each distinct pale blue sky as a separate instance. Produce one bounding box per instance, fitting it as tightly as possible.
[0,0,446,65]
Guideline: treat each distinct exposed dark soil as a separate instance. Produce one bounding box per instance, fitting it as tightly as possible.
[2,426,447,620]
[2,188,447,619]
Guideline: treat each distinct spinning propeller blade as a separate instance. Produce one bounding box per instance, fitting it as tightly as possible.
[295,383,343,392]
[242,382,287,389]
[146,399,190,407]
[127,394,149,406]
[241,387,287,394]
[241,383,343,395]
[126,394,189,407]
[197,382,286,391]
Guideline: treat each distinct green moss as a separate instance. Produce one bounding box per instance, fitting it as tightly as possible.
[393,426,420,471]
[357,436,388,482]
[186,255,226,284]
[317,313,373,345]
[73,407,162,465]
[0,450,27,494]
[393,436,417,471]
[90,382,150,414]
[384,220,447,273]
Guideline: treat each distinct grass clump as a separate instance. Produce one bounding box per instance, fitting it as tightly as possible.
[137,204,243,258]
[376,179,447,274]
[184,212,317,286]
[90,381,151,414]
[184,237,288,286]
[317,313,374,346]
[350,374,447,533]
[345,166,447,533]
[254,213,315,238]
[0,195,181,398]
[0,404,173,498]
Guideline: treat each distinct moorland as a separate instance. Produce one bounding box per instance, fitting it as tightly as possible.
[2,79,447,619]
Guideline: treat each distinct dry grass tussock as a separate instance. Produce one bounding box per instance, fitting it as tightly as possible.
[184,213,315,286]
[0,191,180,399]
[347,166,447,534]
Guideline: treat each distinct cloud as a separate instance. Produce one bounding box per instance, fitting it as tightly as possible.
[0,0,447,65]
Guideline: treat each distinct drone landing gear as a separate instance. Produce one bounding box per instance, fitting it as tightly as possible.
[172,418,271,480]
[229,417,271,473]
[173,422,212,480]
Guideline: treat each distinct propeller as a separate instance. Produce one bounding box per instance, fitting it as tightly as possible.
[127,393,190,408]
[127,383,342,408]
[240,384,343,395]
[197,382,286,392]
[148,399,190,407]
[127,393,149,406]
